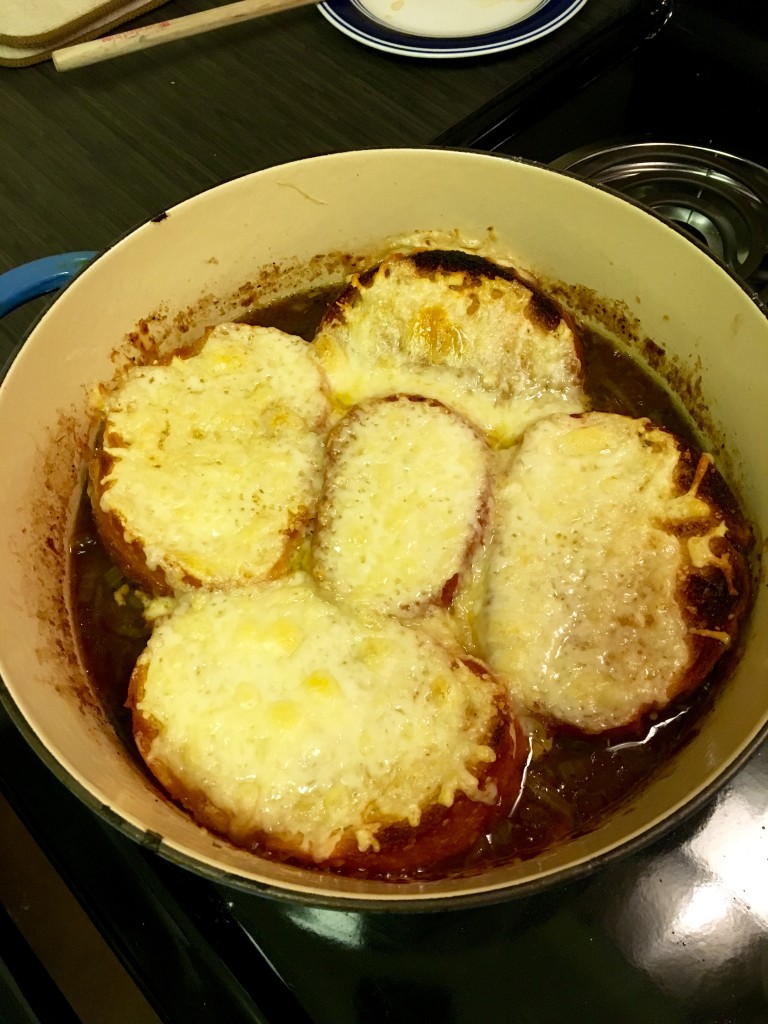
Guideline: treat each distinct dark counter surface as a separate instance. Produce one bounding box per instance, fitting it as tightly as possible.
[0,0,650,278]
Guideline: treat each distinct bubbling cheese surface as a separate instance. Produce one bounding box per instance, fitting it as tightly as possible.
[312,396,490,616]
[476,413,717,733]
[132,575,502,862]
[86,257,754,878]
[314,250,586,446]
[97,324,329,591]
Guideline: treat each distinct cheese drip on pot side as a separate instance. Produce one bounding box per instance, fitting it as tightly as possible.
[133,575,502,861]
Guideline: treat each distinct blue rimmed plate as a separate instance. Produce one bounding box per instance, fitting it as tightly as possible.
[317,0,589,59]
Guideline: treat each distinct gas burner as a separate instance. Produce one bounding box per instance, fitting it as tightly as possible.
[551,142,768,302]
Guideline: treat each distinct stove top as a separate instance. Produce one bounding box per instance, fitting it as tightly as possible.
[552,142,768,300]
[3,2,768,1022]
[475,0,768,307]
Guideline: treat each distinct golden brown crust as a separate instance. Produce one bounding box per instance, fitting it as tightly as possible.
[128,658,526,879]
[324,687,525,877]
[319,248,585,390]
[474,412,755,738]
[88,451,175,595]
[563,415,754,723]
[92,438,313,593]
[312,394,491,617]
[87,322,326,596]
[89,440,314,597]
[90,440,312,596]
[668,440,754,704]
[328,249,582,354]
[129,664,248,839]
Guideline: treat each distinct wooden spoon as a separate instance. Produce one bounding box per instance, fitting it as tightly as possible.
[53,0,319,72]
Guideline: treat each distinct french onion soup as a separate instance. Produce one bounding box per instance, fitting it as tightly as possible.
[71,247,754,881]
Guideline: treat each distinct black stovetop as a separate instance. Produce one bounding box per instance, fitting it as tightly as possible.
[3,3,768,1022]
[439,0,768,170]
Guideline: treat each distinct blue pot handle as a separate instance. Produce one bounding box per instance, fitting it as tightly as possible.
[0,252,98,317]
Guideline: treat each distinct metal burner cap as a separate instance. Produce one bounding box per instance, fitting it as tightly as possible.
[552,142,768,297]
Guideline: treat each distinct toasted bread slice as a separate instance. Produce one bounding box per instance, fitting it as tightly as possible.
[314,249,586,446]
[128,574,525,874]
[89,324,330,595]
[311,395,491,617]
[475,412,753,734]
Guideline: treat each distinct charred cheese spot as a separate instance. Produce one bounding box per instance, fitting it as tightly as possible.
[314,249,586,447]
[475,412,751,734]
[312,396,490,617]
[91,324,330,593]
[130,575,517,866]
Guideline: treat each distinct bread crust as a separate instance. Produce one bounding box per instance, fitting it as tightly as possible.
[88,324,329,595]
[666,439,753,704]
[313,248,586,448]
[89,451,175,595]
[476,412,754,735]
[323,248,585,389]
[88,447,310,596]
[129,658,525,877]
[311,394,491,617]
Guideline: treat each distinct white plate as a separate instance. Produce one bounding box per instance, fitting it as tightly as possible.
[317,0,589,59]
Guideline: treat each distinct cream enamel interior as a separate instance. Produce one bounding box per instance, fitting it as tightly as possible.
[0,148,766,906]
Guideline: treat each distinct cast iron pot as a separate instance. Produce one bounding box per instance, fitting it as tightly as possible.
[1,149,766,910]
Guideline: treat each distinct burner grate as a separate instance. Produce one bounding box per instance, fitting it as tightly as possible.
[551,142,768,303]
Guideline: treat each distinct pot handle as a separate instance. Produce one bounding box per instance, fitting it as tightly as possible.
[0,252,97,317]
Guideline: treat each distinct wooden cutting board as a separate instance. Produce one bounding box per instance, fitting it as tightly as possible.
[0,0,168,65]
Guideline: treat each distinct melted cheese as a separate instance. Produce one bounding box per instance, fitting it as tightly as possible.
[135,575,500,861]
[312,397,490,616]
[314,252,586,446]
[476,413,717,733]
[99,324,329,591]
